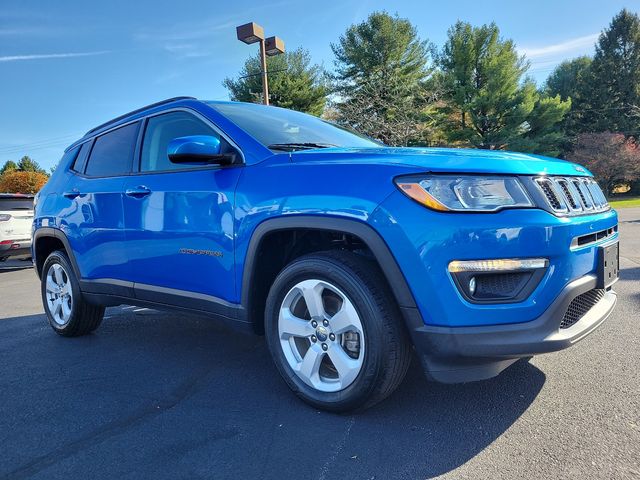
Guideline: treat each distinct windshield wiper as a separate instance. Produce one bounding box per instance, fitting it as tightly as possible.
[267,142,337,152]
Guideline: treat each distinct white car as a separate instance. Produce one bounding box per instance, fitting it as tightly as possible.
[0,194,34,262]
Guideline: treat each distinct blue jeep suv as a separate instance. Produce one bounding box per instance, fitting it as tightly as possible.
[32,97,619,411]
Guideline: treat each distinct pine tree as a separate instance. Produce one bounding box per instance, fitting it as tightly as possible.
[586,9,640,133]
[331,11,434,145]
[223,48,327,116]
[438,21,570,155]
[17,156,46,174]
[0,160,18,176]
[545,57,592,143]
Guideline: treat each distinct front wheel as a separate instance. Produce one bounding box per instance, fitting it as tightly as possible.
[265,251,411,412]
[41,250,104,336]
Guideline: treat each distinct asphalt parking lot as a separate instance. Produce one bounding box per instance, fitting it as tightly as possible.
[1,211,639,480]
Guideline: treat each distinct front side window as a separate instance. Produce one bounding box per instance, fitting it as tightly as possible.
[140,111,230,172]
[85,122,139,177]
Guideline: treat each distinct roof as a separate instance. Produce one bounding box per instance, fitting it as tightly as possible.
[84,96,197,136]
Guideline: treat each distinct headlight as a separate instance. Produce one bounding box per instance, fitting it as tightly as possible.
[395,175,534,212]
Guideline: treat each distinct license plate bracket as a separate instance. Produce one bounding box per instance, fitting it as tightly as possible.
[596,241,619,289]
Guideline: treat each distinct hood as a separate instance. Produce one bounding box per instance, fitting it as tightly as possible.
[290,147,592,177]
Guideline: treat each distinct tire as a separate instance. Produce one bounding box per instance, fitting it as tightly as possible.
[265,250,411,412]
[41,250,105,337]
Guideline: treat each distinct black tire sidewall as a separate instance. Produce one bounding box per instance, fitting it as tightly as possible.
[265,255,388,411]
[41,250,83,334]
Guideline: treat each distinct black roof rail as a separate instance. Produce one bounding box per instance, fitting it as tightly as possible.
[85,96,197,136]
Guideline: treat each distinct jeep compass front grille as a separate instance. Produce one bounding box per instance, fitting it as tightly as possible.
[560,288,606,329]
[533,177,609,216]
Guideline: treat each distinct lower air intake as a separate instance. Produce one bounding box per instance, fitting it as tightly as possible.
[560,289,606,329]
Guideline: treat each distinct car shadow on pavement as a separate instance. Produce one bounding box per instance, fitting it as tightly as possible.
[0,309,545,480]
[356,356,545,479]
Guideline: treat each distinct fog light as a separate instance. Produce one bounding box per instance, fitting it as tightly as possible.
[449,258,549,304]
[448,258,548,273]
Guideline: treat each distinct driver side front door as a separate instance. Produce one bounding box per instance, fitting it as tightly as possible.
[122,110,243,314]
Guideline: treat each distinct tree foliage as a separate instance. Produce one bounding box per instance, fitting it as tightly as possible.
[437,21,570,155]
[331,11,435,145]
[17,156,46,174]
[0,160,17,176]
[0,156,48,193]
[567,132,640,195]
[0,170,48,194]
[545,56,592,136]
[585,9,640,134]
[545,56,592,102]
[223,47,328,116]
[332,75,436,146]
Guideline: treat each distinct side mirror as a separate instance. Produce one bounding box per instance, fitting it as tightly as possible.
[167,135,232,165]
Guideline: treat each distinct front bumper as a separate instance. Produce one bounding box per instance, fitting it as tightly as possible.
[371,190,619,383]
[410,274,616,383]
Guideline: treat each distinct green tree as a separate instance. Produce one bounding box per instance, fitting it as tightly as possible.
[585,9,640,133]
[438,21,570,155]
[17,156,46,174]
[545,56,592,138]
[331,11,435,145]
[545,56,592,102]
[509,94,572,157]
[0,160,18,175]
[223,47,327,116]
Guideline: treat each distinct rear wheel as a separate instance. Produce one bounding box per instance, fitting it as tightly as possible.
[265,251,411,412]
[41,250,104,336]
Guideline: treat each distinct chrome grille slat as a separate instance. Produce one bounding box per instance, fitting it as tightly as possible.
[573,180,593,210]
[533,176,609,216]
[557,178,582,211]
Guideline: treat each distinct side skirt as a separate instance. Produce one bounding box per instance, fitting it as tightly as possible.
[80,279,252,334]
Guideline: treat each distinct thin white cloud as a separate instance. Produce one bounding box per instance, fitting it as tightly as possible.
[134,1,296,59]
[0,51,109,62]
[519,33,599,59]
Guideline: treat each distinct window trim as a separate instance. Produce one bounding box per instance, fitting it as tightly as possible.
[132,107,245,176]
[80,120,142,179]
[70,141,92,174]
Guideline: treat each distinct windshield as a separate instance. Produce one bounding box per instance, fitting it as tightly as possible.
[209,102,382,151]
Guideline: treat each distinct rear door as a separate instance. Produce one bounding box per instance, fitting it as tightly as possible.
[122,110,242,309]
[62,121,140,289]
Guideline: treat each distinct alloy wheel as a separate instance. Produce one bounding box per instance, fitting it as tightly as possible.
[45,263,73,326]
[278,279,365,392]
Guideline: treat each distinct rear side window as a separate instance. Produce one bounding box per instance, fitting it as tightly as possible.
[140,111,229,172]
[0,198,33,210]
[71,142,92,173]
[85,122,140,177]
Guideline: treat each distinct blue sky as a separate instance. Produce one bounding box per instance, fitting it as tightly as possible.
[1,0,637,170]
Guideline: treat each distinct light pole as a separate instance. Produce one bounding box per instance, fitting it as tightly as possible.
[236,22,285,106]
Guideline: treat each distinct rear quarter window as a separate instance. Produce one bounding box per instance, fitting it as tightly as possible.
[85,122,140,177]
[71,142,92,173]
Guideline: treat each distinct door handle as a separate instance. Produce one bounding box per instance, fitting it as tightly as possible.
[63,188,80,199]
[125,186,151,198]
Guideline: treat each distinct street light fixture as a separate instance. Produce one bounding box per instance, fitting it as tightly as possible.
[236,22,285,105]
[265,36,285,56]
